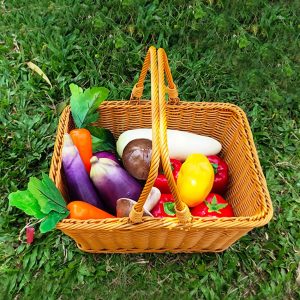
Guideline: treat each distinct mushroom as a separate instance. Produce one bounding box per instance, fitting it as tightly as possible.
[122,138,152,180]
[116,198,153,218]
[116,187,161,218]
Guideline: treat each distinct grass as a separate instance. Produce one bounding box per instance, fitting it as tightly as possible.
[1,0,300,299]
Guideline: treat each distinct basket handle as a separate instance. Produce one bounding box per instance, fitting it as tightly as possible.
[129,46,161,223]
[130,49,180,104]
[158,48,192,223]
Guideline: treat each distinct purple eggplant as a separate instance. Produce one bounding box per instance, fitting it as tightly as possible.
[62,134,104,209]
[90,156,142,214]
[93,151,120,164]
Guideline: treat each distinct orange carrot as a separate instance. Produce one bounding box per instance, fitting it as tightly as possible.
[70,128,93,173]
[67,201,115,220]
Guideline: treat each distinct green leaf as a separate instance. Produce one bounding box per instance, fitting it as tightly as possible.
[8,174,68,233]
[82,113,99,127]
[9,190,46,219]
[211,196,218,205]
[115,37,126,49]
[39,210,69,233]
[69,83,83,98]
[41,173,67,208]
[87,126,116,152]
[70,84,109,128]
[194,7,206,20]
[238,35,250,49]
[163,202,176,216]
[28,174,67,214]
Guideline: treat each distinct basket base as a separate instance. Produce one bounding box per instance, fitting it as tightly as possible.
[75,243,230,254]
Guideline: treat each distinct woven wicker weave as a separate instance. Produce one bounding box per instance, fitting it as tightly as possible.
[49,47,273,253]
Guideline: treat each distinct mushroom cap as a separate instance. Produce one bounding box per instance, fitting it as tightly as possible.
[122,138,152,180]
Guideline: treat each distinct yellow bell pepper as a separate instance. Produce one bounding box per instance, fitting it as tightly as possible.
[177,154,214,207]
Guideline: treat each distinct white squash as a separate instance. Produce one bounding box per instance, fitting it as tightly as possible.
[116,128,222,161]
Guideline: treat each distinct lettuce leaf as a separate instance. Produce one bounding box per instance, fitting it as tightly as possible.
[8,173,69,233]
[70,83,109,128]
[87,126,116,153]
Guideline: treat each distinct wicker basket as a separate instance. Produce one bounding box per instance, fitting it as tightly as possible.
[49,47,273,253]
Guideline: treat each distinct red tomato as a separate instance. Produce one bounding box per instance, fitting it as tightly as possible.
[190,193,234,218]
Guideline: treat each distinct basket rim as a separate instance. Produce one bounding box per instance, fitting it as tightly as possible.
[56,211,272,230]
[51,101,273,231]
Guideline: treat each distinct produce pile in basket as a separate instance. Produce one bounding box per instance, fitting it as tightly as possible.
[8,83,234,243]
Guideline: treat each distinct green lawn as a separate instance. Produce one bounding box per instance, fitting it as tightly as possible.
[1,0,300,299]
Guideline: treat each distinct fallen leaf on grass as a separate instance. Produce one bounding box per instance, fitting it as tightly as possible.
[26,61,52,87]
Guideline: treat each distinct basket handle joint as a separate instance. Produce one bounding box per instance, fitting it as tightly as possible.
[129,206,144,224]
[130,83,144,103]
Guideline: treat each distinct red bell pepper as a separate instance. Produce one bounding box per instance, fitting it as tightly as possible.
[207,155,229,194]
[190,193,234,218]
[153,159,182,194]
[151,194,176,218]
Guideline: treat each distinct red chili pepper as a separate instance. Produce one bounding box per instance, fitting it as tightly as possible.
[151,194,176,218]
[153,159,182,194]
[207,155,229,194]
